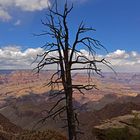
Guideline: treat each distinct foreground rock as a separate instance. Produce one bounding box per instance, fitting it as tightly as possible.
[0,113,67,140]
[0,130,67,140]
[93,110,140,140]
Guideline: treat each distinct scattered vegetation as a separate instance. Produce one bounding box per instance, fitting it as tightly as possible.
[94,126,140,140]
[0,129,67,140]
[93,111,140,140]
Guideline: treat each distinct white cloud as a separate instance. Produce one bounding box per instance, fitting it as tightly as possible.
[131,51,138,57]
[14,19,21,26]
[0,0,50,21]
[104,49,140,72]
[78,49,140,72]
[0,0,50,11]
[0,45,44,69]
[13,0,50,11]
[106,49,129,59]
[0,8,11,21]
[0,46,140,72]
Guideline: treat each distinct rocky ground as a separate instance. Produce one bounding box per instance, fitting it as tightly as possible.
[0,70,140,139]
[93,110,140,140]
[0,112,66,140]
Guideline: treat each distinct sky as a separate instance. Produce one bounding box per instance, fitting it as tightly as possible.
[0,0,140,72]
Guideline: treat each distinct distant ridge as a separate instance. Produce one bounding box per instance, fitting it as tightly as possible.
[0,70,15,75]
[0,69,32,75]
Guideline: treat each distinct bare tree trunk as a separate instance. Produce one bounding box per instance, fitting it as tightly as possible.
[35,1,112,140]
[65,69,77,140]
[66,88,76,140]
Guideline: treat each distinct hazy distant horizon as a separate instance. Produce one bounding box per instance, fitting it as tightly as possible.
[0,69,140,75]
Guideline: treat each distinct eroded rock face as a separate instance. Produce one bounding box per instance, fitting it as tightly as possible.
[0,113,67,140]
[1,71,140,140]
[0,130,67,140]
[93,110,140,140]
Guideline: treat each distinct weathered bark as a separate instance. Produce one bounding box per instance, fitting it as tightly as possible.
[65,63,77,140]
[66,88,76,140]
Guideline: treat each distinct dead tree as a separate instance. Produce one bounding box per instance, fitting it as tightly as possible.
[34,1,112,140]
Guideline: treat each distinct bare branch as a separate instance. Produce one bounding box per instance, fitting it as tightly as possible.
[33,1,114,139]
[42,106,66,123]
[72,84,98,91]
[48,97,66,114]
